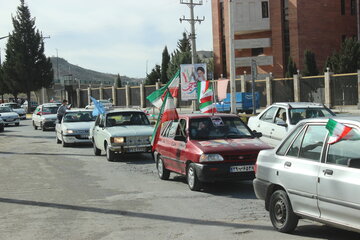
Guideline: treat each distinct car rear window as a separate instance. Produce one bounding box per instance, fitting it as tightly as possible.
[289,108,334,125]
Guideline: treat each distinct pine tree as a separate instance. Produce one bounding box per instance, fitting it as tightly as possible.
[2,0,53,111]
[303,50,319,76]
[116,74,122,87]
[167,32,192,78]
[324,38,360,73]
[145,65,161,85]
[160,46,170,84]
[285,56,297,78]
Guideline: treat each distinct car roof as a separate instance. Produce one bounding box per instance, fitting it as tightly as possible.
[178,113,239,119]
[272,102,327,108]
[299,116,360,125]
[106,108,143,114]
[41,103,60,107]
[65,109,92,113]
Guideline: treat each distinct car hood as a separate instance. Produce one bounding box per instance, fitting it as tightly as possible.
[106,125,154,137]
[0,112,19,118]
[12,108,25,114]
[62,121,94,130]
[193,138,272,154]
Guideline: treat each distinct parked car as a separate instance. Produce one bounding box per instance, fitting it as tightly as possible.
[253,117,360,233]
[90,108,154,161]
[85,99,113,110]
[248,102,335,147]
[32,103,59,131]
[216,92,260,114]
[153,113,272,191]
[0,106,20,126]
[56,109,96,147]
[0,116,4,132]
[21,100,38,112]
[0,102,26,119]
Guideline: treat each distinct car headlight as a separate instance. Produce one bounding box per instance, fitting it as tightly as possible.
[199,154,224,162]
[110,137,125,144]
[148,136,152,142]
[64,129,74,134]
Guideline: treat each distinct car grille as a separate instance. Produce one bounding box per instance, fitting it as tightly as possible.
[124,136,150,146]
[223,152,259,162]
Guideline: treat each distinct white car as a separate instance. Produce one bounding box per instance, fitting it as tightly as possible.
[247,102,335,147]
[32,103,59,131]
[0,103,26,119]
[90,108,154,161]
[0,116,4,132]
[254,117,360,233]
[0,106,20,126]
[56,109,96,147]
[85,99,113,110]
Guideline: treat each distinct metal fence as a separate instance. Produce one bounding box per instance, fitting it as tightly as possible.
[300,76,325,103]
[130,87,141,106]
[331,73,358,105]
[273,79,294,103]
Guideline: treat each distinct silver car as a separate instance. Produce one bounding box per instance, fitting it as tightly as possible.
[90,109,154,161]
[253,117,360,233]
[0,103,26,120]
[56,109,96,147]
[0,106,20,126]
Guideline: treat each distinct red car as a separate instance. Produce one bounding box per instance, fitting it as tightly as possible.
[154,113,272,191]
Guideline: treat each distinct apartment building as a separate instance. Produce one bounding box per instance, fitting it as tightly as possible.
[212,0,358,78]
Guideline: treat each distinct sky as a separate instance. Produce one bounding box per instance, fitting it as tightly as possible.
[0,0,213,78]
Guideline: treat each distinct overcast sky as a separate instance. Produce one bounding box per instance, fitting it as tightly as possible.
[0,0,213,78]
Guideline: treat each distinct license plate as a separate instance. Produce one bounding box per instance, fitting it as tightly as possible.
[230,165,254,173]
[5,119,14,122]
[80,135,88,138]
[127,147,146,153]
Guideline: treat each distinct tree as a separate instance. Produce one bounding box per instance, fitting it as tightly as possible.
[2,0,53,111]
[285,56,297,78]
[324,38,360,73]
[167,32,192,78]
[303,50,319,76]
[145,64,161,85]
[0,64,9,103]
[116,74,122,87]
[160,46,170,84]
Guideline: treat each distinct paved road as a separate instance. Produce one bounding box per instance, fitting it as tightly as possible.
[0,120,358,240]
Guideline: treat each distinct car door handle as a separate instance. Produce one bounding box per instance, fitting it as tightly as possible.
[271,129,275,131]
[323,169,333,175]
[284,161,292,167]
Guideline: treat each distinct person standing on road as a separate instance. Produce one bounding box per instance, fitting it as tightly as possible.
[57,99,69,122]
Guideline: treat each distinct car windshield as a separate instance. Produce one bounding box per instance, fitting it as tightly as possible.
[189,116,253,140]
[63,111,96,122]
[289,108,335,125]
[106,112,150,127]
[42,107,58,114]
[0,107,12,113]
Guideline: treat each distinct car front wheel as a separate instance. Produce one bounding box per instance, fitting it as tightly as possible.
[187,163,201,191]
[62,134,69,147]
[105,143,115,161]
[269,190,299,233]
[56,134,61,144]
[157,155,170,180]
[33,121,38,130]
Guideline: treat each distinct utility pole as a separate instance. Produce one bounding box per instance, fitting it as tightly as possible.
[228,0,237,114]
[180,0,205,64]
[180,0,205,111]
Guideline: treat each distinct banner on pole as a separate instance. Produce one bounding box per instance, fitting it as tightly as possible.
[180,64,207,101]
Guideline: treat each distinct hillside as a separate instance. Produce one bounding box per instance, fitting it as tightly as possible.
[50,57,144,86]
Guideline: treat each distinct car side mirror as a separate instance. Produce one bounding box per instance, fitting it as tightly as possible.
[98,123,104,128]
[276,120,287,127]
[150,120,156,125]
[347,158,360,169]
[174,135,186,142]
[253,130,262,138]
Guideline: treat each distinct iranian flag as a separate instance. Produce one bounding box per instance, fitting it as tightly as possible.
[197,80,217,113]
[146,70,180,109]
[326,119,352,144]
[151,91,179,151]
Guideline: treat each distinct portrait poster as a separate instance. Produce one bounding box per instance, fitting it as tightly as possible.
[180,64,207,101]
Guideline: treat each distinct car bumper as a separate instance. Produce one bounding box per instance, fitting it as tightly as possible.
[193,162,255,182]
[253,178,271,201]
[3,119,20,125]
[63,135,91,144]
[109,144,152,153]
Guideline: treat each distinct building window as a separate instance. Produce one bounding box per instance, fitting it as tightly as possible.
[252,48,264,56]
[351,0,357,15]
[261,1,269,18]
[341,0,346,15]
